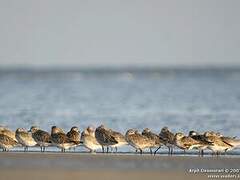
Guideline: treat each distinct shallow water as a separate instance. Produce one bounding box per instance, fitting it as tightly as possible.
[0,67,240,138]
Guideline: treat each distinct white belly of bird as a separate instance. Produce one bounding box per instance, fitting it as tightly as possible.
[110,141,128,148]
[188,144,202,150]
[129,141,149,150]
[57,143,75,150]
[231,141,240,149]
[37,141,51,147]
[208,145,229,153]
[175,141,185,149]
[83,140,102,151]
[0,143,13,150]
[17,138,37,147]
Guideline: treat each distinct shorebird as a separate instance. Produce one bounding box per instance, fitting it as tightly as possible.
[142,128,162,154]
[188,130,213,156]
[30,126,52,152]
[67,126,81,144]
[203,131,233,155]
[51,126,76,152]
[174,132,204,153]
[220,136,240,150]
[95,125,118,153]
[109,130,128,153]
[158,127,175,155]
[15,128,37,152]
[125,129,152,154]
[0,126,17,141]
[67,126,81,151]
[0,134,18,151]
[81,126,102,153]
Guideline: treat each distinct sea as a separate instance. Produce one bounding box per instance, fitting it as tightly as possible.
[0,67,240,152]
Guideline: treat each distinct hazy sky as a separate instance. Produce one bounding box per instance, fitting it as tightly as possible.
[0,0,240,67]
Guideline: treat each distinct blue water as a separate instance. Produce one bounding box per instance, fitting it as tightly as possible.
[0,67,240,139]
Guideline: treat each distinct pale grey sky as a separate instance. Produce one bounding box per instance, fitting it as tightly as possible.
[0,0,240,67]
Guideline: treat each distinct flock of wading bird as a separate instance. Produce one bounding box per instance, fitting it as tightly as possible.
[0,125,240,156]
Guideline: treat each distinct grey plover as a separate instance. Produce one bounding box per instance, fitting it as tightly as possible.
[30,126,52,152]
[175,132,202,153]
[188,130,213,156]
[158,127,175,155]
[0,134,18,151]
[81,126,102,153]
[67,126,81,144]
[204,131,233,155]
[67,126,81,151]
[174,132,204,153]
[221,136,240,150]
[15,128,37,152]
[0,126,17,141]
[109,130,128,153]
[142,128,162,154]
[95,125,118,153]
[51,126,76,152]
[125,129,152,154]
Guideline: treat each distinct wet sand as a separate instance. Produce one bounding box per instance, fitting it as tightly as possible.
[0,152,240,180]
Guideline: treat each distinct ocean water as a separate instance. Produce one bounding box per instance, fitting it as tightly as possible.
[0,67,240,140]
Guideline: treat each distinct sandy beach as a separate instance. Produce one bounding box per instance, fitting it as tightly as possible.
[0,152,240,180]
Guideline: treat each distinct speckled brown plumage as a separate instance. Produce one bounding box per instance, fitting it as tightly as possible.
[0,134,18,151]
[67,126,81,144]
[51,126,76,152]
[142,128,162,154]
[125,129,153,154]
[157,127,175,155]
[95,125,118,152]
[15,128,37,151]
[30,126,51,152]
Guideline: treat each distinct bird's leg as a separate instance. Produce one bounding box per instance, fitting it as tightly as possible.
[154,146,160,155]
